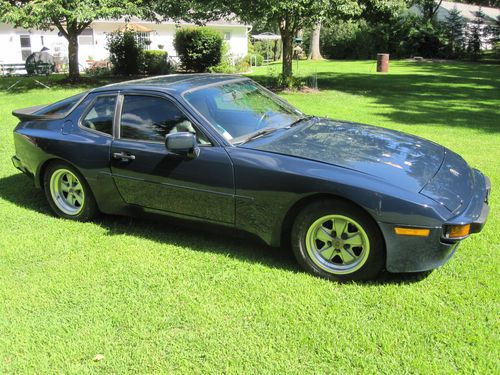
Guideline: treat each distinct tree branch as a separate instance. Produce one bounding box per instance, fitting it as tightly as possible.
[431,0,444,18]
[77,20,92,33]
[51,17,68,39]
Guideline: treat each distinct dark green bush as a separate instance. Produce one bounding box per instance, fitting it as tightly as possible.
[174,27,224,72]
[321,15,449,60]
[144,50,170,75]
[107,30,144,75]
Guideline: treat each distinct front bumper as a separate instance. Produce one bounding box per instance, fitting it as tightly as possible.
[11,155,26,173]
[382,169,490,273]
[444,171,490,236]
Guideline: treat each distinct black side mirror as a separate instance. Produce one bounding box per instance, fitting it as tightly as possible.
[165,132,199,159]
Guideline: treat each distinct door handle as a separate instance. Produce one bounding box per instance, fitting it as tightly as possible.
[112,152,136,161]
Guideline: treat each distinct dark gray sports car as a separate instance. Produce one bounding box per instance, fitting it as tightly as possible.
[11,74,490,281]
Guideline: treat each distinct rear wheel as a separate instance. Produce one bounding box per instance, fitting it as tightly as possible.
[291,199,385,281]
[43,161,98,221]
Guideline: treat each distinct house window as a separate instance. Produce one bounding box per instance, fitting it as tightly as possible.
[78,29,94,46]
[223,32,231,41]
[135,32,151,50]
[20,35,31,61]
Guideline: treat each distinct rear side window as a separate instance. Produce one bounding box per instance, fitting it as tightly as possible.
[120,95,209,144]
[34,92,86,116]
[81,96,116,135]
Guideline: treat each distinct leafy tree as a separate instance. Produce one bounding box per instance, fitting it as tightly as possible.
[218,0,362,86]
[466,8,488,60]
[145,1,227,25]
[0,0,141,80]
[443,6,466,58]
[413,0,444,22]
[406,21,444,57]
[308,0,405,61]
[489,15,500,46]
[308,22,323,60]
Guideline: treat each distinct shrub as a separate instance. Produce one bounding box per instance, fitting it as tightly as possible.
[174,27,224,72]
[208,42,233,73]
[85,60,111,77]
[107,30,144,75]
[406,22,445,58]
[443,7,466,58]
[245,53,264,66]
[252,40,281,61]
[235,58,251,72]
[466,9,488,61]
[209,58,234,73]
[143,50,170,75]
[321,15,447,60]
[209,55,251,74]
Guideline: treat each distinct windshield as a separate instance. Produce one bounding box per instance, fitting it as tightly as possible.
[184,80,303,143]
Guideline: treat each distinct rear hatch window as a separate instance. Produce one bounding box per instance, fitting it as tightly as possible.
[33,92,86,116]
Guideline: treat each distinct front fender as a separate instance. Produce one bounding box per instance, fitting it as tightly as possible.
[227,148,449,247]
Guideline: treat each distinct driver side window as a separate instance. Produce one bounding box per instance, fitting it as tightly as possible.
[120,95,210,145]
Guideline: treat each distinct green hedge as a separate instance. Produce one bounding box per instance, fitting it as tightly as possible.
[174,27,224,72]
[144,50,170,75]
[106,30,144,76]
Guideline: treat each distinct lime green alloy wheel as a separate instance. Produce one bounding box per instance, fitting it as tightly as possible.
[50,168,85,216]
[291,198,384,281]
[305,214,370,274]
[44,161,99,221]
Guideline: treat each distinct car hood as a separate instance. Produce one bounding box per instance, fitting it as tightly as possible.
[247,118,445,193]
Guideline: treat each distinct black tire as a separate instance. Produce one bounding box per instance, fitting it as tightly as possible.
[43,161,99,221]
[291,199,385,281]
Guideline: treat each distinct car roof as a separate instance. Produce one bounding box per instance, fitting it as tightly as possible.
[93,73,248,95]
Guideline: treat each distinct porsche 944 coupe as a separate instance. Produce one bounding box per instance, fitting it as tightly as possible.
[11,74,490,281]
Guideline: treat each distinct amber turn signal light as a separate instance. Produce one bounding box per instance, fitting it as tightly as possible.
[394,227,430,237]
[447,224,470,239]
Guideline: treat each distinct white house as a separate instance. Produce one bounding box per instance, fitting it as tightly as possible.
[430,1,499,25]
[409,1,499,49]
[0,16,250,70]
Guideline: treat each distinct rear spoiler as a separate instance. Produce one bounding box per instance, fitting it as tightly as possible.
[12,104,54,121]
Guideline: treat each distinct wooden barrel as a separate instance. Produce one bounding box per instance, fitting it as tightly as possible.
[377,53,389,73]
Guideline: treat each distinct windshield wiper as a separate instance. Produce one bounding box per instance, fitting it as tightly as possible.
[287,115,312,128]
[237,127,280,145]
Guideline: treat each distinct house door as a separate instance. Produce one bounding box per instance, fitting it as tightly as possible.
[20,35,31,61]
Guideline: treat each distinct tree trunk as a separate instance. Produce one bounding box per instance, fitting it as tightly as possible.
[281,31,294,85]
[66,23,80,80]
[308,22,323,60]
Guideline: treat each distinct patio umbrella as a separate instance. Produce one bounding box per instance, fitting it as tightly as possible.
[117,23,154,33]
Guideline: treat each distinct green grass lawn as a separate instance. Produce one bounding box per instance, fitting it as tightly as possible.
[0,60,499,373]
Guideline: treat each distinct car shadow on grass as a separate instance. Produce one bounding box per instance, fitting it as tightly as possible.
[0,172,431,285]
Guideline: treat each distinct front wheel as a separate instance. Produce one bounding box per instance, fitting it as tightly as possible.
[43,161,99,221]
[291,199,385,281]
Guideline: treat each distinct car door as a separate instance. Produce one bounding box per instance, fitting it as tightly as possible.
[110,92,235,224]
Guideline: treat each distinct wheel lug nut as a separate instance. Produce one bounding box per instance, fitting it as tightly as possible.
[344,244,350,250]
[341,233,348,240]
